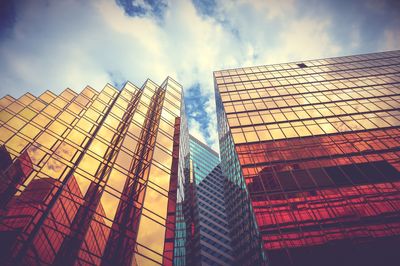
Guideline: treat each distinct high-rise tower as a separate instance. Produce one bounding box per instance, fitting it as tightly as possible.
[214,50,400,266]
[188,135,234,265]
[0,77,190,266]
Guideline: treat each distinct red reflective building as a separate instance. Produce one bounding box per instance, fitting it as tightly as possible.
[215,50,400,265]
[0,146,109,265]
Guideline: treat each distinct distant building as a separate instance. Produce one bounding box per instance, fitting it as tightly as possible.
[189,135,233,265]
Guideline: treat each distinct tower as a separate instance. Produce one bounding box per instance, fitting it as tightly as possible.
[189,135,234,265]
[0,77,189,265]
[214,50,400,265]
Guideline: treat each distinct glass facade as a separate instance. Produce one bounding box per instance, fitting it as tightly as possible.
[189,135,233,266]
[0,77,189,266]
[214,50,400,265]
[173,99,191,266]
[215,76,267,266]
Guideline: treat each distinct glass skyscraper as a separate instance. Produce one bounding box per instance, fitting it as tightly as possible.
[188,135,233,266]
[214,50,400,265]
[0,77,190,266]
[2,49,400,266]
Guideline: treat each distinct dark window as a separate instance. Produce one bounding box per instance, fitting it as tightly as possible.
[297,63,308,68]
[279,171,298,191]
[309,168,333,187]
[293,169,315,189]
[325,166,350,186]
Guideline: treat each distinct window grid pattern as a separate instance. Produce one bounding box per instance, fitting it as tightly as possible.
[189,136,234,266]
[0,77,186,266]
[214,50,400,265]
[215,82,267,266]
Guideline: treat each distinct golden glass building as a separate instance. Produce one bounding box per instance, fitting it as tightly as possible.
[0,77,190,266]
[214,50,400,266]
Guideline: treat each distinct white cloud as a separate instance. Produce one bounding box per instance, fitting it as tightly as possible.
[260,17,341,64]
[0,0,376,150]
[240,0,296,20]
[380,28,400,51]
[349,24,361,49]
[188,118,207,144]
[204,97,219,151]
[131,0,153,12]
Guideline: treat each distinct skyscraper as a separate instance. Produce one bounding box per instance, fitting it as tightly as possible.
[0,77,190,266]
[188,135,234,266]
[214,50,400,266]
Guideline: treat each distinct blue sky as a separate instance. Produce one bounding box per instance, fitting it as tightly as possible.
[0,0,399,150]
